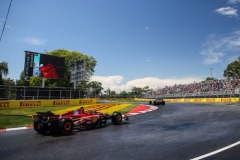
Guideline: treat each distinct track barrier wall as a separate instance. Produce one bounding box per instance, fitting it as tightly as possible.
[135,98,240,103]
[164,98,240,103]
[0,98,96,108]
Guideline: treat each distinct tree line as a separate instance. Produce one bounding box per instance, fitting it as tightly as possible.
[0,49,240,97]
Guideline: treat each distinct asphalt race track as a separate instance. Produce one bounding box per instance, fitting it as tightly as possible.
[1,103,240,160]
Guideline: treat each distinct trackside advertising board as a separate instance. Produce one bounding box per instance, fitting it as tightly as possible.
[164,98,240,103]
[135,98,240,103]
[0,99,96,108]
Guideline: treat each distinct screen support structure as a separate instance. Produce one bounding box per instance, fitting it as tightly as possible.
[73,63,77,89]
[42,78,45,88]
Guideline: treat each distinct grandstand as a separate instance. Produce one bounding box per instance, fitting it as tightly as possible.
[150,78,240,99]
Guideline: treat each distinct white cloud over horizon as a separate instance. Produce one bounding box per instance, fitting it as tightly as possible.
[201,30,240,65]
[0,19,14,31]
[91,75,204,93]
[215,7,238,17]
[24,37,47,45]
[228,0,240,4]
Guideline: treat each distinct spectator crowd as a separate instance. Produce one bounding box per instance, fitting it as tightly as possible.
[152,78,240,97]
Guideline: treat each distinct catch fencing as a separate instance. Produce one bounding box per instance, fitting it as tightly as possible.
[0,86,97,100]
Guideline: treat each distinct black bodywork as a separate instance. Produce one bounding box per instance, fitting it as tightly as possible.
[149,98,166,105]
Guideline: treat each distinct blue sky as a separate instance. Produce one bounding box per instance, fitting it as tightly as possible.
[1,0,240,92]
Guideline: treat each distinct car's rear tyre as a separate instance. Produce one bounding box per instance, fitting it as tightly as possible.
[149,101,152,105]
[60,119,73,135]
[91,119,101,129]
[162,101,165,105]
[34,121,47,134]
[112,112,122,125]
[33,116,47,134]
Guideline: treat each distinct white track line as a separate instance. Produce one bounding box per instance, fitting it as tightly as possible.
[6,127,30,131]
[191,141,240,160]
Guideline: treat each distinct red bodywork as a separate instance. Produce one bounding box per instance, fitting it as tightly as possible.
[61,109,110,129]
[32,108,128,135]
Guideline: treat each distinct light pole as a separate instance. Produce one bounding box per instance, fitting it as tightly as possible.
[209,67,213,78]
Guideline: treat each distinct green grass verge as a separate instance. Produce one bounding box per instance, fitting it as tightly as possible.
[117,104,138,114]
[0,115,33,128]
[0,104,138,129]
[0,106,79,129]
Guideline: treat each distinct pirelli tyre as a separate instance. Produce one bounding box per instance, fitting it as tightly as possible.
[33,116,48,134]
[112,112,122,125]
[34,121,48,134]
[59,119,73,135]
[162,101,166,105]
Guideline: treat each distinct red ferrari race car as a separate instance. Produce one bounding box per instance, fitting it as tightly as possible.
[32,107,129,135]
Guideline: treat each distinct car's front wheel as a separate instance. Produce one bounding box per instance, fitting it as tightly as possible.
[112,112,122,125]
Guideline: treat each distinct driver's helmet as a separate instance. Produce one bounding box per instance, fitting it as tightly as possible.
[73,110,79,115]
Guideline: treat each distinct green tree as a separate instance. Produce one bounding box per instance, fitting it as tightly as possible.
[131,86,143,97]
[0,61,8,85]
[3,78,16,99]
[77,81,89,89]
[223,56,240,78]
[119,91,128,98]
[110,90,116,97]
[16,71,29,86]
[29,77,42,86]
[88,81,103,95]
[104,88,111,95]
[142,86,152,94]
[3,78,15,86]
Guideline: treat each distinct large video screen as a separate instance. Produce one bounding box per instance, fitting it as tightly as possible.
[24,51,65,79]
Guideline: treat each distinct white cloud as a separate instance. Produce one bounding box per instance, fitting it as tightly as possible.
[146,59,151,62]
[228,0,240,4]
[215,7,238,17]
[228,55,240,63]
[0,19,13,30]
[201,51,225,64]
[201,30,240,65]
[24,37,47,45]
[91,75,203,93]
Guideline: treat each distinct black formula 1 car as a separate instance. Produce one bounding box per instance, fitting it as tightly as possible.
[149,98,165,105]
[32,108,129,135]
